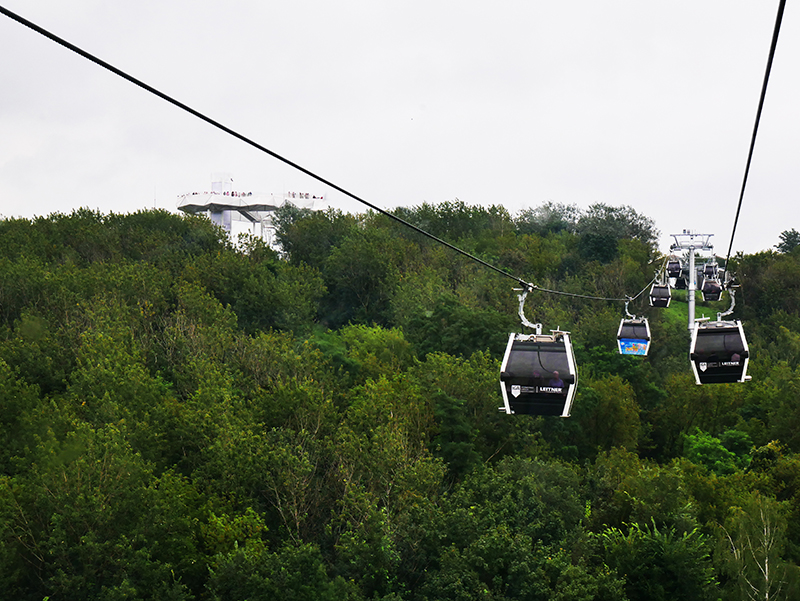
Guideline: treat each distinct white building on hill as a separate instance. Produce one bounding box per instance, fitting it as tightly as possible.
[177,173,326,245]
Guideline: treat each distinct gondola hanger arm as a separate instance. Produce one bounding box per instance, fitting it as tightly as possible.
[718,287,737,321]
[514,286,542,335]
[624,297,636,319]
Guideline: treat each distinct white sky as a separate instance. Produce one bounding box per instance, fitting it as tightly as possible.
[0,1,797,256]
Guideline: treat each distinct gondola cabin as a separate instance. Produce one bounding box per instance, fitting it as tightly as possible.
[617,318,651,356]
[690,320,750,384]
[650,283,671,308]
[701,279,723,302]
[499,332,577,417]
[703,262,718,278]
[667,258,682,278]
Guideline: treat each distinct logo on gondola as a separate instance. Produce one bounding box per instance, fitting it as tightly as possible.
[699,362,708,372]
[511,385,521,397]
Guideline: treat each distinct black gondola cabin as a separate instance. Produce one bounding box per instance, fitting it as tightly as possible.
[703,262,718,278]
[499,332,577,417]
[667,258,682,278]
[690,320,750,384]
[701,278,723,302]
[650,283,671,308]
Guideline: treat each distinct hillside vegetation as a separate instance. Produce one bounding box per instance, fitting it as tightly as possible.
[1,203,800,600]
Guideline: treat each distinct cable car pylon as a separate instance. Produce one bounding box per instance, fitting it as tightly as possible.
[670,231,751,385]
[669,231,715,330]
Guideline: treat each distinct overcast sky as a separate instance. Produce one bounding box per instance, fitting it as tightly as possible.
[1,1,797,256]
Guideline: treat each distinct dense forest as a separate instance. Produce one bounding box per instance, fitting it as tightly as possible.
[1,202,800,600]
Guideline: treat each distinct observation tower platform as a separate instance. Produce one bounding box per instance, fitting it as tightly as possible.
[177,174,326,245]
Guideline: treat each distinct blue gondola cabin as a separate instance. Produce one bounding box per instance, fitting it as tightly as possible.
[617,318,651,356]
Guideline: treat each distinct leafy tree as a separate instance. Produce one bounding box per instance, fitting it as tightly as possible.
[599,521,718,601]
[333,324,416,382]
[404,294,513,358]
[429,390,481,481]
[0,358,41,475]
[393,200,514,244]
[569,374,642,458]
[389,265,449,330]
[419,458,596,600]
[273,206,356,269]
[330,376,444,597]
[321,227,410,327]
[587,448,697,533]
[738,250,800,322]
[199,424,333,545]
[442,458,585,549]
[515,201,580,237]
[718,493,798,601]
[576,203,659,263]
[647,372,748,459]
[498,227,576,281]
[207,538,360,601]
[184,244,324,333]
[0,208,226,269]
[0,424,196,600]
[412,350,547,466]
[683,429,742,476]
[775,229,800,254]
[746,443,800,566]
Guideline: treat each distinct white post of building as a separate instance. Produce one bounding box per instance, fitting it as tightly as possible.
[687,244,696,331]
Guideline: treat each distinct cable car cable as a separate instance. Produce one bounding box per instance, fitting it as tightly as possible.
[527,277,654,304]
[724,0,786,266]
